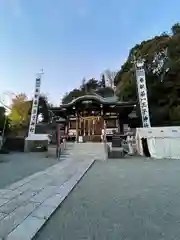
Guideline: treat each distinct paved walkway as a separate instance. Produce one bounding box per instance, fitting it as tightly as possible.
[35,157,180,240]
[0,151,58,189]
[0,143,102,239]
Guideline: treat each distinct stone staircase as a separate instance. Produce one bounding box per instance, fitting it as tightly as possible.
[71,142,108,161]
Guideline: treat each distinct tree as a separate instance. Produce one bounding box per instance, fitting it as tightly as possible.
[62,89,85,104]
[114,22,180,125]
[171,23,180,35]
[39,93,54,108]
[80,78,86,92]
[26,94,53,123]
[62,78,101,104]
[38,95,52,122]
[85,78,100,92]
[0,106,5,117]
[0,106,10,134]
[100,74,106,88]
[104,69,117,89]
[61,73,118,104]
[9,93,31,126]
[96,87,115,98]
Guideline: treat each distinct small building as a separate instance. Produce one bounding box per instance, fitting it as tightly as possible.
[50,94,137,142]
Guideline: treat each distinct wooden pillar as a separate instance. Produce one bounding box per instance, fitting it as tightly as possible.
[88,119,90,136]
[83,119,85,136]
[76,112,79,142]
[120,121,124,133]
[116,117,120,133]
[68,118,71,129]
[118,114,124,133]
[116,119,119,132]
[101,107,105,141]
[79,117,81,136]
[66,117,69,135]
[92,119,95,135]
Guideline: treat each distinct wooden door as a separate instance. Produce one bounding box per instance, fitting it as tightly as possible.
[94,117,103,135]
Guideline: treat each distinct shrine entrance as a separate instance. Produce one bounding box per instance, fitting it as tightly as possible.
[79,116,104,141]
[50,94,137,142]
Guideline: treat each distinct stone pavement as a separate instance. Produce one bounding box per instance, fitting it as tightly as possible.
[0,143,101,239]
[35,157,180,240]
[0,151,59,189]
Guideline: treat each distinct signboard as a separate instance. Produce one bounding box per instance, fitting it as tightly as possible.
[82,100,92,104]
[136,69,151,128]
[80,116,100,121]
[28,78,41,135]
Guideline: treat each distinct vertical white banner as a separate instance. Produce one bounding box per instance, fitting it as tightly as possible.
[136,69,151,128]
[28,78,41,136]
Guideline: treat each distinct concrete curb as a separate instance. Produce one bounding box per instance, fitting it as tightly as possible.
[5,159,95,240]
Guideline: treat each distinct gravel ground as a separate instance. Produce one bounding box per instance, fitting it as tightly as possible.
[0,149,59,189]
[35,157,180,240]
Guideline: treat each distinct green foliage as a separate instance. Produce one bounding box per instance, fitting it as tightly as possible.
[61,77,114,104]
[8,93,52,128]
[114,22,180,125]
[60,22,180,125]
[169,106,180,121]
[96,87,114,98]
[62,89,86,104]
[171,23,180,35]
[0,106,5,117]
[9,93,31,126]
[100,74,106,88]
[85,78,100,92]
[38,95,53,122]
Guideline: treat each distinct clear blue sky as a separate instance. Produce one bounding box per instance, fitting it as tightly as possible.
[0,0,180,105]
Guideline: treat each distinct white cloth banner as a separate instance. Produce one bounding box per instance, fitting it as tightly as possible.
[28,78,41,136]
[136,68,151,128]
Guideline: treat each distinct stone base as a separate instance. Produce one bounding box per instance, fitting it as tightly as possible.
[78,136,84,143]
[24,135,49,152]
[94,142,109,161]
[108,147,128,158]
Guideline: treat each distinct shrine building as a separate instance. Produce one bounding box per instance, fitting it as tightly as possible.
[50,94,137,142]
